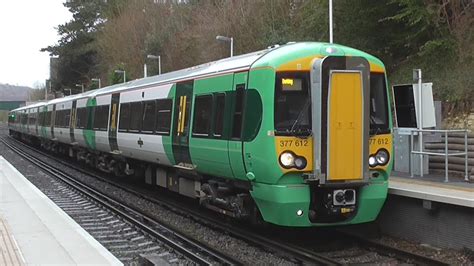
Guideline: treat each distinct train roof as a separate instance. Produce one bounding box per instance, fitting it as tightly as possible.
[11,101,46,112]
[13,42,385,112]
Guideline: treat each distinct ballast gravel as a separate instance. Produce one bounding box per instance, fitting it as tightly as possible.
[0,124,472,265]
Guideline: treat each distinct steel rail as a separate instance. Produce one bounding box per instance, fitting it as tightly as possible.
[341,232,449,266]
[4,136,339,265]
[1,137,241,266]
[5,136,450,265]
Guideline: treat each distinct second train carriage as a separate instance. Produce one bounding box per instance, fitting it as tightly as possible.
[9,42,393,227]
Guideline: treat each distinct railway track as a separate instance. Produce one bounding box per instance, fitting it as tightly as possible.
[2,135,449,265]
[1,136,241,265]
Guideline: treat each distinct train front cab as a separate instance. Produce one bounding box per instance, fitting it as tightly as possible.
[250,53,392,227]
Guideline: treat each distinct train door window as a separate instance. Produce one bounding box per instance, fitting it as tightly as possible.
[119,103,130,132]
[28,110,36,125]
[38,112,44,126]
[64,110,71,128]
[156,99,172,135]
[93,105,109,131]
[76,108,88,129]
[231,85,245,139]
[21,113,27,125]
[129,102,143,133]
[142,101,156,134]
[45,111,52,126]
[55,110,63,127]
[192,95,212,137]
[213,94,225,138]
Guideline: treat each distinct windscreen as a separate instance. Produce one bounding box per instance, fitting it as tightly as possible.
[274,72,311,135]
[370,73,390,134]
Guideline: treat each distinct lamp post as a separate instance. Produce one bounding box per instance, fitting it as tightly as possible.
[91,78,101,88]
[329,0,333,43]
[75,83,84,93]
[114,70,126,83]
[216,35,233,57]
[45,80,51,100]
[147,54,161,75]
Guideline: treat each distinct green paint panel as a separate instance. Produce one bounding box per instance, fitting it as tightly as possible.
[252,42,385,71]
[163,84,177,165]
[244,68,284,184]
[251,183,311,227]
[228,72,248,181]
[190,74,234,178]
[84,98,96,149]
[251,181,388,227]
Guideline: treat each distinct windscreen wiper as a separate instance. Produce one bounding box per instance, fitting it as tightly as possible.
[289,99,311,136]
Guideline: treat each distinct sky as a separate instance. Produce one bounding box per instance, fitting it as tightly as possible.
[0,1,72,89]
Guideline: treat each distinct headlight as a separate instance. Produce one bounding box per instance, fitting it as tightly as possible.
[368,156,377,167]
[279,152,295,168]
[375,149,389,166]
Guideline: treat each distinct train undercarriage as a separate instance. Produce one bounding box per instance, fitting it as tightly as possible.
[10,131,261,223]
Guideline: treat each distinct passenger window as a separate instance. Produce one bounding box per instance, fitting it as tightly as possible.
[213,94,225,138]
[155,99,172,135]
[142,101,156,133]
[118,103,130,132]
[192,95,212,137]
[129,102,143,132]
[232,85,245,139]
[28,111,36,126]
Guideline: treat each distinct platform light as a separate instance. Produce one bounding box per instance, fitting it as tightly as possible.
[216,35,233,57]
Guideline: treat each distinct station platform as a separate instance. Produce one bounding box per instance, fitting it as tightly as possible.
[389,172,474,208]
[0,156,122,265]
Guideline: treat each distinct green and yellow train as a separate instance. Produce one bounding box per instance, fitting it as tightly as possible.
[9,42,393,227]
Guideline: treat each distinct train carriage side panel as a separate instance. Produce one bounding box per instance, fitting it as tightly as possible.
[116,83,173,166]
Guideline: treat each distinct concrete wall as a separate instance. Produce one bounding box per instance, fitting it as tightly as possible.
[378,195,474,250]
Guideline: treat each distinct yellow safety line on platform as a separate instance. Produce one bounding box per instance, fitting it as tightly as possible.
[0,218,24,266]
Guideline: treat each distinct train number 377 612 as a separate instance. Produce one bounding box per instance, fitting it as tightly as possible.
[369,137,390,145]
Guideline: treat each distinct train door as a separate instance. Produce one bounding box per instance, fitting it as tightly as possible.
[228,72,248,180]
[310,56,370,184]
[172,81,194,167]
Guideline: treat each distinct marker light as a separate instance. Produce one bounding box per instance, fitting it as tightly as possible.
[375,149,389,166]
[294,157,307,170]
[279,152,295,168]
[296,210,304,216]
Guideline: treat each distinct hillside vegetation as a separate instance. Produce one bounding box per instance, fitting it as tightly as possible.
[42,0,473,111]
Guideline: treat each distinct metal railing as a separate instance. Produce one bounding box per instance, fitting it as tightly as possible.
[410,129,469,182]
